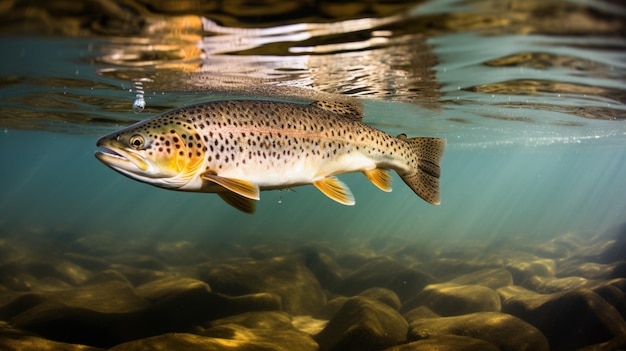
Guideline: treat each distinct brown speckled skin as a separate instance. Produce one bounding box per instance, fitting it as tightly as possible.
[96,99,444,204]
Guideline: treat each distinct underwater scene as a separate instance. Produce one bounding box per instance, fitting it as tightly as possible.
[1,0,626,350]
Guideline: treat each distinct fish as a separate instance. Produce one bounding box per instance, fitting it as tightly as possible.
[95,99,445,214]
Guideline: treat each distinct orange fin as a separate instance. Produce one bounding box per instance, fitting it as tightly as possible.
[218,192,257,214]
[364,168,392,192]
[313,176,355,206]
[201,172,260,200]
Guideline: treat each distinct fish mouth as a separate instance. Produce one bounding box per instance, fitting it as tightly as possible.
[95,146,148,173]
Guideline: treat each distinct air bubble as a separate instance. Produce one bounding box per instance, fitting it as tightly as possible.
[130,78,152,114]
[133,97,146,113]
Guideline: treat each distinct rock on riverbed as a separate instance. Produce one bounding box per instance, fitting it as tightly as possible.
[1,225,625,350]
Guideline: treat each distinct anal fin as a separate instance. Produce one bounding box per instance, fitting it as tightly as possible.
[201,172,260,200]
[313,176,355,206]
[363,168,392,192]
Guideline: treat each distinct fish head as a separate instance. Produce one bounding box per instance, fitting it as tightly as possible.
[95,116,205,189]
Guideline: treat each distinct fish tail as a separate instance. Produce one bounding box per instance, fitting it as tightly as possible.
[397,135,446,205]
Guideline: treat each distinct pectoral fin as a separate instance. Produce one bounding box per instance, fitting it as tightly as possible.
[313,176,355,206]
[218,192,257,214]
[201,172,260,200]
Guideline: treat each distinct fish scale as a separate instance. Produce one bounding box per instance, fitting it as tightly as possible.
[95,99,445,214]
[184,101,405,175]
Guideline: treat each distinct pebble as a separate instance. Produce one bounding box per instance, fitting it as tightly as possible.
[0,226,625,350]
[315,296,408,351]
[407,312,549,351]
[0,321,105,351]
[499,285,626,351]
[202,256,326,315]
[402,283,501,316]
[201,311,318,351]
[384,334,501,351]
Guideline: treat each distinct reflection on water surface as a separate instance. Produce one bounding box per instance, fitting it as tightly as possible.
[0,0,624,133]
[0,2,626,350]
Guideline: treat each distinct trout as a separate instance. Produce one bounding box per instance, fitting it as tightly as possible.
[95,99,445,214]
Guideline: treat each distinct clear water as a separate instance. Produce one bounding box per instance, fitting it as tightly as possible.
[0,0,625,243]
[1,1,626,350]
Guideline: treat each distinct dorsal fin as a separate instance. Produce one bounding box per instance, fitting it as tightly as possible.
[310,100,363,120]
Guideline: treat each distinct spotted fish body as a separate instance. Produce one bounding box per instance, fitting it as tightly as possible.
[95,100,445,213]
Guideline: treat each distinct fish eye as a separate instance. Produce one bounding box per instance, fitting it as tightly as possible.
[129,134,145,149]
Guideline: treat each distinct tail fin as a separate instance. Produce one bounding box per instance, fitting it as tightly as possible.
[397,135,446,205]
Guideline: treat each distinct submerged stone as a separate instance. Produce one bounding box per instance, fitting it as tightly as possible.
[384,335,501,351]
[524,275,591,293]
[109,332,297,351]
[557,261,617,280]
[9,281,151,347]
[402,283,501,316]
[0,321,105,351]
[20,259,92,286]
[336,257,436,302]
[62,252,109,271]
[357,287,401,310]
[505,258,556,287]
[499,286,626,351]
[448,268,513,289]
[403,305,441,324]
[315,296,408,351]
[301,249,344,289]
[315,296,349,320]
[136,276,211,303]
[201,311,317,351]
[6,276,283,348]
[204,311,293,330]
[83,269,132,286]
[203,256,326,315]
[108,264,170,286]
[407,312,549,351]
[148,288,283,334]
[292,315,328,335]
